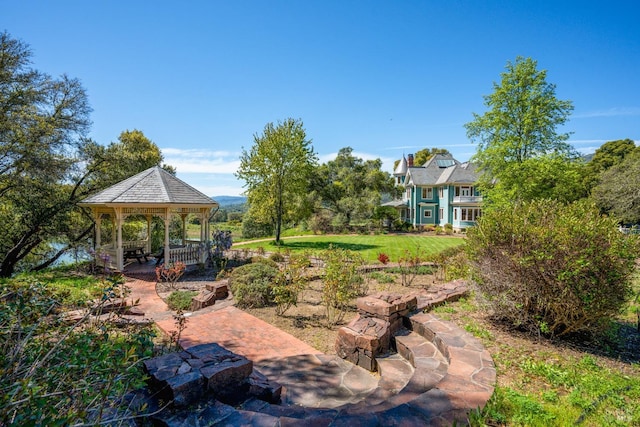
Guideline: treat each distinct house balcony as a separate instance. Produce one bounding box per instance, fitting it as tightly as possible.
[452,195,483,204]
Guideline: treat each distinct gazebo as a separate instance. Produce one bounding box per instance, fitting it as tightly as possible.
[79,166,219,271]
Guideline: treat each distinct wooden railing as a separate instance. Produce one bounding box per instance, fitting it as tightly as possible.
[169,244,204,266]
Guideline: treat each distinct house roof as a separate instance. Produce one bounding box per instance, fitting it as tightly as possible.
[406,153,465,186]
[435,162,478,185]
[394,155,408,175]
[80,166,218,207]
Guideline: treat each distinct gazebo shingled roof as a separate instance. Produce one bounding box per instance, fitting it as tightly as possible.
[81,166,216,206]
[80,166,218,271]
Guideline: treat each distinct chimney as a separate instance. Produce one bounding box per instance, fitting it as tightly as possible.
[407,153,414,167]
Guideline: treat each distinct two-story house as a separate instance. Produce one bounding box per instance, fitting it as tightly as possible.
[383,153,482,230]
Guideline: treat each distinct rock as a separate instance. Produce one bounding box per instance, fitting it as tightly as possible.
[248,370,282,403]
[201,357,254,392]
[166,371,205,407]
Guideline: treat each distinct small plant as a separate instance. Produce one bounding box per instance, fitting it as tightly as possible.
[167,290,198,311]
[155,261,186,289]
[369,271,395,284]
[397,247,424,287]
[444,223,454,235]
[377,252,390,264]
[164,309,189,353]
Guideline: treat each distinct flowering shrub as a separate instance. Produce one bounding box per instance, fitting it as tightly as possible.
[377,252,390,264]
[155,261,186,289]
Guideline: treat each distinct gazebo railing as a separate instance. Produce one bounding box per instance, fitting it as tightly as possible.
[169,244,205,266]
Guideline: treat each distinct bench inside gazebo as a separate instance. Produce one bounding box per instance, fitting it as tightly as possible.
[79,166,218,271]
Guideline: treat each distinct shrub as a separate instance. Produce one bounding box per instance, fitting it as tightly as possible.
[251,256,279,268]
[444,223,454,235]
[273,253,309,316]
[155,261,186,289]
[269,252,285,262]
[377,252,390,264]
[229,262,278,308]
[429,245,470,282]
[0,276,154,425]
[167,290,198,311]
[466,199,639,337]
[241,215,273,239]
[321,248,364,326]
[397,248,425,287]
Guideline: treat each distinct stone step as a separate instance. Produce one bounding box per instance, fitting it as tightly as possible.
[376,353,414,395]
[395,331,448,369]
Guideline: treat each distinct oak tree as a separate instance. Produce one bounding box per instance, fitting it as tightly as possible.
[310,147,395,226]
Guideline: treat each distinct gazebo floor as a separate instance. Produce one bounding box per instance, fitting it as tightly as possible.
[122,258,158,280]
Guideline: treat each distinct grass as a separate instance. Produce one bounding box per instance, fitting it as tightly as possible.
[2,268,107,307]
[444,292,640,426]
[233,233,464,263]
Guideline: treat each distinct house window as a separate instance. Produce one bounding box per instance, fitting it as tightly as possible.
[438,187,444,198]
[439,207,444,220]
[421,187,433,200]
[454,208,458,220]
[456,186,472,197]
[460,208,482,221]
[406,187,411,199]
[424,209,432,218]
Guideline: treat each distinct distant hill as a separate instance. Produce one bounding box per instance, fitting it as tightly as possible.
[213,195,247,207]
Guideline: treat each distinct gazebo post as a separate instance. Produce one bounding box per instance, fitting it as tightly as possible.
[115,208,124,271]
[145,215,152,255]
[94,211,102,250]
[163,210,171,266]
[181,213,188,246]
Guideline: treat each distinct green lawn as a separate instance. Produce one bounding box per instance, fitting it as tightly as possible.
[232,234,465,263]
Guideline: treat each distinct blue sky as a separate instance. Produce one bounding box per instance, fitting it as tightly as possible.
[3,1,639,196]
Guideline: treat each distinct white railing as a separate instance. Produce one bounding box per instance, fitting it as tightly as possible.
[453,196,483,203]
[123,240,148,250]
[169,244,203,265]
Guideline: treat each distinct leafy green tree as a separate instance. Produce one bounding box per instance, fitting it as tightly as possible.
[584,138,638,192]
[89,129,171,187]
[465,56,584,206]
[236,118,317,244]
[592,150,640,224]
[0,32,170,276]
[310,147,395,226]
[0,32,92,277]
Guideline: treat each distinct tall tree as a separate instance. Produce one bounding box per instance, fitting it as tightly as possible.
[465,57,583,205]
[88,129,170,187]
[0,32,170,276]
[592,150,640,224]
[311,147,395,226]
[236,118,317,244]
[0,32,92,277]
